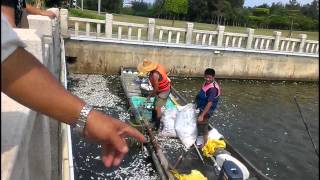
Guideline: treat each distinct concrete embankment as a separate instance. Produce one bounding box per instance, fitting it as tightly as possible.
[65,40,319,81]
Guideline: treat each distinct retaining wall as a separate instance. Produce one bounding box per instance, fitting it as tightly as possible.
[65,40,319,81]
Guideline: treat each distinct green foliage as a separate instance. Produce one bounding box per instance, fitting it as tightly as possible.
[294,15,319,30]
[131,1,149,12]
[67,0,317,32]
[226,0,244,8]
[69,8,105,20]
[253,8,270,16]
[268,15,290,29]
[44,0,63,7]
[80,0,122,13]
[247,16,266,28]
[287,9,300,16]
[128,1,154,17]
[301,0,319,20]
[164,0,188,15]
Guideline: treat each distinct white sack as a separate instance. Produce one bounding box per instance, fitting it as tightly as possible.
[175,103,197,149]
[208,128,224,140]
[160,108,177,137]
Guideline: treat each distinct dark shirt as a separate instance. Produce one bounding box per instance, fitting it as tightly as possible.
[206,87,218,102]
[2,0,26,26]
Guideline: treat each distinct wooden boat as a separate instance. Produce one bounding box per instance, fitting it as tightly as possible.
[120,67,272,180]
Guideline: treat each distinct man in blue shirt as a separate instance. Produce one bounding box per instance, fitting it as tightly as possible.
[195,68,221,147]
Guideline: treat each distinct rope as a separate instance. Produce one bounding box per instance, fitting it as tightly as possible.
[293,96,319,158]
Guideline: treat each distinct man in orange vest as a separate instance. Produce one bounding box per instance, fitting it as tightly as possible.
[137,59,171,130]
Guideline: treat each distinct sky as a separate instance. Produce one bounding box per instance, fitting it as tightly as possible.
[243,0,314,7]
[128,0,314,7]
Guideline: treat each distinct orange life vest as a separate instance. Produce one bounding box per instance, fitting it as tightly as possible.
[150,65,171,92]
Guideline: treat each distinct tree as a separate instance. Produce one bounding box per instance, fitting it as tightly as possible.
[287,9,300,37]
[101,0,123,13]
[152,0,165,18]
[270,2,284,12]
[207,0,219,24]
[253,8,270,16]
[257,3,269,8]
[286,0,300,9]
[226,0,244,8]
[132,1,149,12]
[301,0,319,20]
[44,0,63,7]
[285,0,301,38]
[163,0,188,26]
[187,0,208,22]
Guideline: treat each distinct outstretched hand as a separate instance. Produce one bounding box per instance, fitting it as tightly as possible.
[41,10,56,19]
[83,110,146,167]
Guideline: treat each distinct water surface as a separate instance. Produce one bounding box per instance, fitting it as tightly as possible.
[68,74,319,180]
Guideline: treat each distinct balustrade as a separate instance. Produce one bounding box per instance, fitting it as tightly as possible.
[61,10,319,56]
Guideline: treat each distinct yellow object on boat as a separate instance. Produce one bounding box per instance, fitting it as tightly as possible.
[172,170,207,180]
[202,139,226,157]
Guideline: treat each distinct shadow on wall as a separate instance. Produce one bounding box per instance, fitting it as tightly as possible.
[1,111,30,154]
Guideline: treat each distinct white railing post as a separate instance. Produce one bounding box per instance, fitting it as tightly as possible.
[216,25,225,47]
[273,31,282,51]
[185,22,193,44]
[86,22,90,36]
[105,13,113,38]
[148,18,155,41]
[27,15,54,72]
[298,34,307,53]
[60,9,68,38]
[246,28,254,49]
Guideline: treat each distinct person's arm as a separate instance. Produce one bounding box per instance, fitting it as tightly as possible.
[198,88,217,122]
[25,4,56,18]
[2,47,83,123]
[148,72,160,98]
[1,6,16,27]
[198,101,212,122]
[1,47,146,167]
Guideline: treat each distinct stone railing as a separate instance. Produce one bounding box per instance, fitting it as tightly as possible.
[1,9,73,180]
[60,9,318,56]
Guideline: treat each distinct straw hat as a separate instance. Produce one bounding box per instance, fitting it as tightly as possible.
[137,59,158,74]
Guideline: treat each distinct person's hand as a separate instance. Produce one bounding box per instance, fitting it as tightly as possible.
[41,10,56,19]
[198,114,204,123]
[83,110,146,167]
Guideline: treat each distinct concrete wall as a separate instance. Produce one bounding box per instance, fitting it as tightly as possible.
[65,40,319,81]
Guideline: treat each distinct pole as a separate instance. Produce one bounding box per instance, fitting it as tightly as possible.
[81,0,83,11]
[293,96,319,158]
[98,0,101,14]
[193,144,205,164]
[289,17,293,38]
